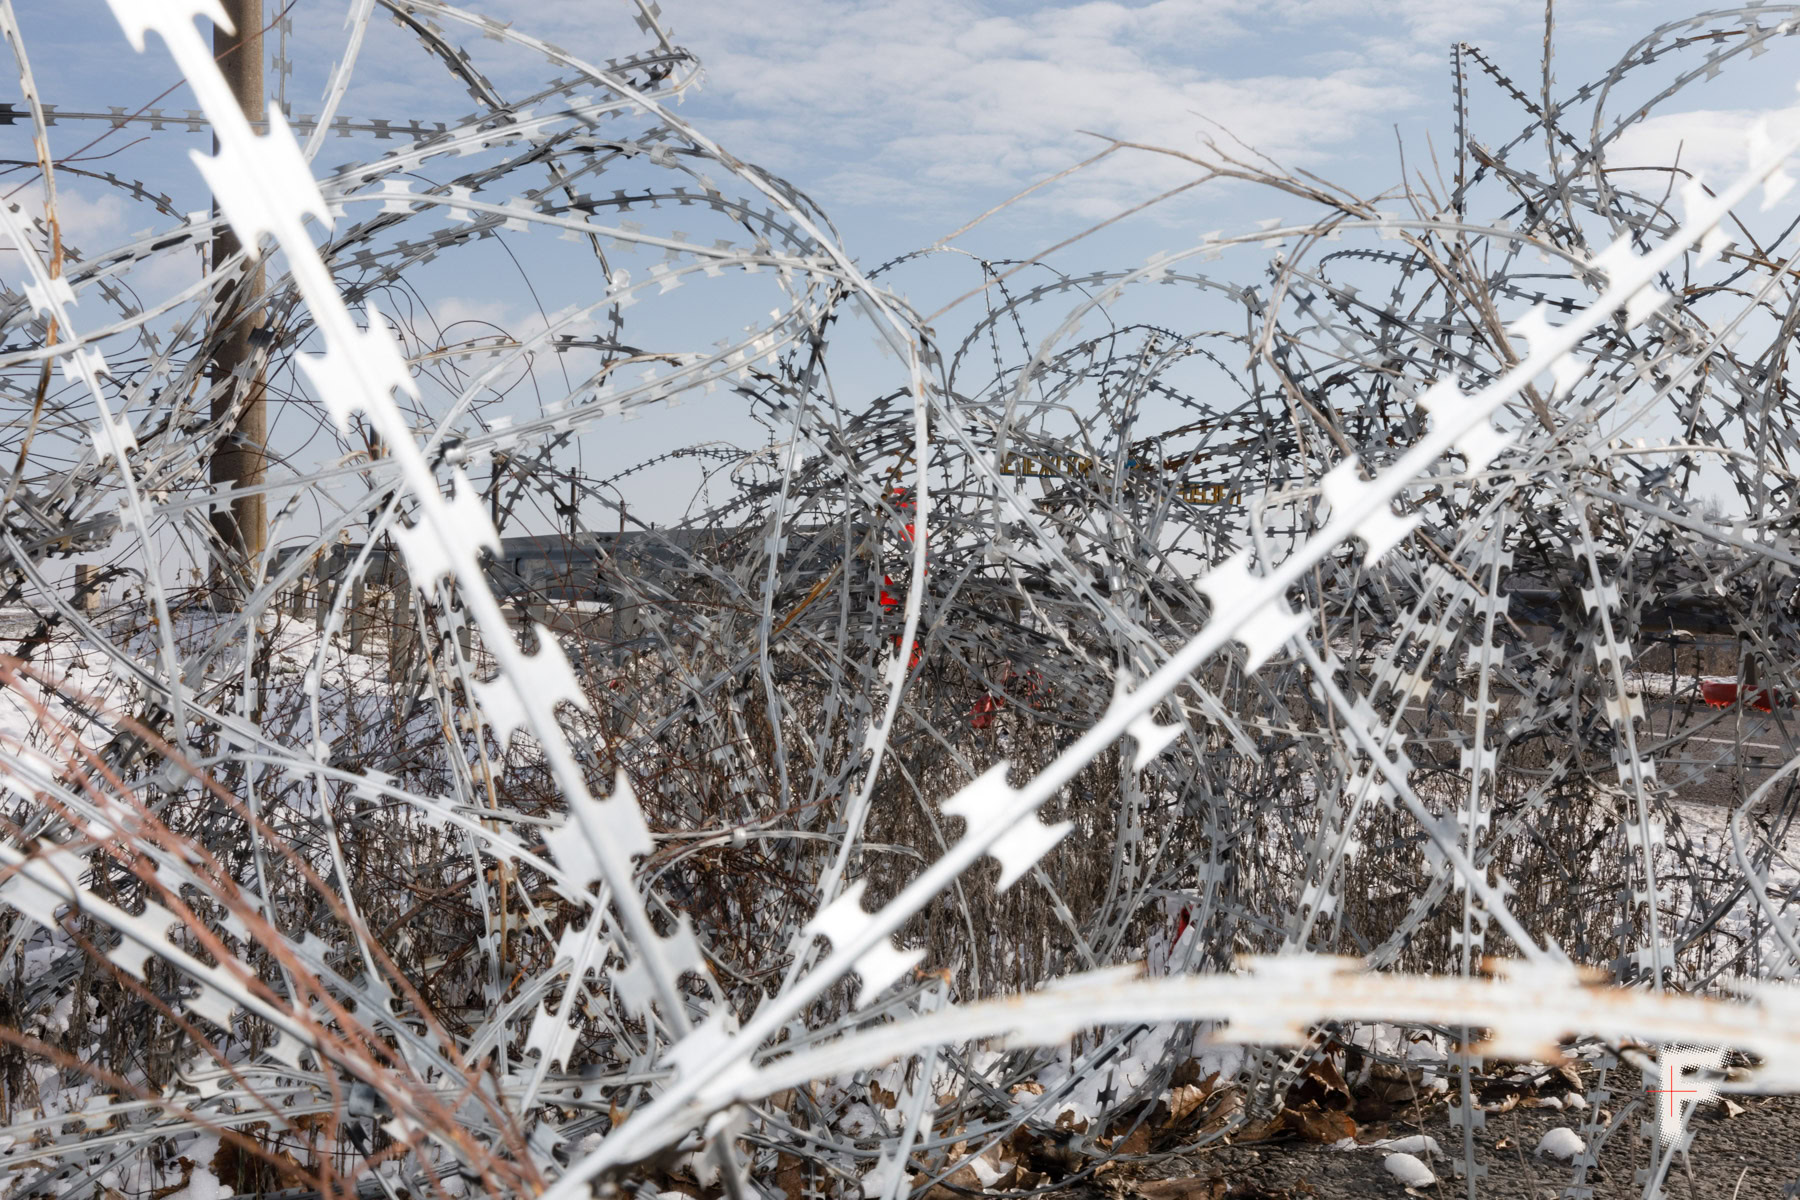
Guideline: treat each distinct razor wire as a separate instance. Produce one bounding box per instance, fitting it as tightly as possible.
[1,2,1800,1199]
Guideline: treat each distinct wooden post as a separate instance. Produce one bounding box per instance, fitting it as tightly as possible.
[612,502,626,667]
[387,563,416,685]
[209,0,267,601]
[348,576,366,654]
[73,564,98,614]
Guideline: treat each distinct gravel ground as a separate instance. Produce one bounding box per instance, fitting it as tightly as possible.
[1118,1094,1800,1198]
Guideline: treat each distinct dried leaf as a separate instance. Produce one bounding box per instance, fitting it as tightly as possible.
[1286,1106,1356,1144]
[1114,1126,1153,1156]
[774,1152,807,1200]
[1169,1083,1210,1122]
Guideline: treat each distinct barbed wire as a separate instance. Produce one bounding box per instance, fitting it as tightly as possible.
[0,2,1799,1198]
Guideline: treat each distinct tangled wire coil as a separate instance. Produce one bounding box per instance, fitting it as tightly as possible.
[6,2,1800,1198]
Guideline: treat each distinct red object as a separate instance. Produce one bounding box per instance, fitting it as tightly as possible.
[998,663,1050,710]
[970,693,1002,729]
[890,487,927,568]
[891,634,922,670]
[1173,905,1192,942]
[877,492,928,673]
[1701,680,1782,712]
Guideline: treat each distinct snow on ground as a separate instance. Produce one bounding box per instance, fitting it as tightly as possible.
[1534,1126,1585,1160]
[1381,1151,1436,1186]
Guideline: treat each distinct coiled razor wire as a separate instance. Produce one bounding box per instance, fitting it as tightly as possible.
[2,2,1800,1198]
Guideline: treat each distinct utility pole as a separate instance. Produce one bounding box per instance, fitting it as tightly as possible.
[209,0,267,601]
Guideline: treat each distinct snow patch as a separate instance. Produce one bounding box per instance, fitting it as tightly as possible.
[1535,1127,1585,1160]
[1383,1151,1436,1187]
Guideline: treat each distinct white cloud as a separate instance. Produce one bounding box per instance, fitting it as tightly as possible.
[118,239,201,304]
[450,0,1542,222]
[278,0,1738,233]
[668,0,1558,219]
[427,295,520,340]
[1607,105,1800,187]
[8,182,127,249]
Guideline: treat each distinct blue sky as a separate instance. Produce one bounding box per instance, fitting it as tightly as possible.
[15,2,1789,281]
[7,1,1798,531]
[661,1,1797,265]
